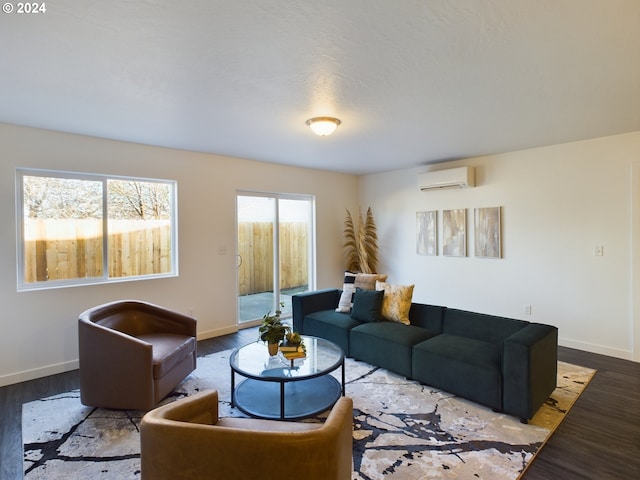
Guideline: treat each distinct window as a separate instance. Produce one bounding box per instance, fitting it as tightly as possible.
[16,169,177,290]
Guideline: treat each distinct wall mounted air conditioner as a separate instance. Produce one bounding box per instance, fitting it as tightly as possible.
[418,166,475,191]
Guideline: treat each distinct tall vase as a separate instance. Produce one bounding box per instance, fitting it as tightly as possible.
[267,342,279,356]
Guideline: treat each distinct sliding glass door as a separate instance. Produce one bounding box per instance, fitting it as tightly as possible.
[236,192,315,324]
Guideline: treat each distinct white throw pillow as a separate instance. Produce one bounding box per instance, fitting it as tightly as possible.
[336,271,358,312]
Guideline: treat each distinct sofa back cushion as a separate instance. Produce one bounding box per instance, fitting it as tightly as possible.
[408,303,445,333]
[443,309,528,344]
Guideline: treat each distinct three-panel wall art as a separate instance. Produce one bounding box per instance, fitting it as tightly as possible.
[417,207,501,258]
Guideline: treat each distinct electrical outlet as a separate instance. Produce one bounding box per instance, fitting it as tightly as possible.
[523,304,532,315]
[594,245,604,256]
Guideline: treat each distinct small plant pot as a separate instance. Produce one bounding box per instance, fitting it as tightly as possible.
[267,342,279,356]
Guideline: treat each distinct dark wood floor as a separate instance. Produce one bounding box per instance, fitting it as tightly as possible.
[1,328,638,480]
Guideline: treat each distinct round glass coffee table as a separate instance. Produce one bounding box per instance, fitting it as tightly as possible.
[230,335,345,420]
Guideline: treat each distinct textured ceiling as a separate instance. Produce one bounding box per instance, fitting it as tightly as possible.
[1,0,639,174]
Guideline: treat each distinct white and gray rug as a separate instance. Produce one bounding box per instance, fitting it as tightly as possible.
[23,350,595,480]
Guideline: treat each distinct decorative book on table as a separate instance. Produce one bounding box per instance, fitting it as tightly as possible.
[279,342,306,359]
[278,342,301,352]
[282,350,306,360]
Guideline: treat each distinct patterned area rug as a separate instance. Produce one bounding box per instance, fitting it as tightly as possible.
[23,350,595,480]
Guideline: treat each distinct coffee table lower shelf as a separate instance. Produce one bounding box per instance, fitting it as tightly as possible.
[233,375,341,420]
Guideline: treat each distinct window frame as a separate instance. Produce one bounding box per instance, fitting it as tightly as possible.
[16,168,179,291]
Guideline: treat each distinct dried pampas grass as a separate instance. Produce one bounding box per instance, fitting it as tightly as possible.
[343,207,378,274]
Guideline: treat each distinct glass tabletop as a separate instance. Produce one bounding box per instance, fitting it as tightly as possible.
[230,335,344,381]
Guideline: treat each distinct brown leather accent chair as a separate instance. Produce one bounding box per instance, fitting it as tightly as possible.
[140,390,354,480]
[78,300,197,411]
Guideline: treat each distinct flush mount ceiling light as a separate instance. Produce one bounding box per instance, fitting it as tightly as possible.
[306,116,341,136]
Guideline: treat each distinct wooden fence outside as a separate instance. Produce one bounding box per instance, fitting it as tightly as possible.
[23,219,172,283]
[23,219,307,294]
[237,222,308,296]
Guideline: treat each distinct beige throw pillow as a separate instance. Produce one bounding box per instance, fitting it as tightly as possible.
[354,273,388,291]
[376,281,414,325]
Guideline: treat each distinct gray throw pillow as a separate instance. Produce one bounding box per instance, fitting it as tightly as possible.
[350,287,384,322]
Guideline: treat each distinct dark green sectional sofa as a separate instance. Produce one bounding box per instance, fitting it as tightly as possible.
[292,288,558,422]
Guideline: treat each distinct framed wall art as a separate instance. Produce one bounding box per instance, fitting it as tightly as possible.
[474,207,502,258]
[416,210,437,256]
[442,208,466,257]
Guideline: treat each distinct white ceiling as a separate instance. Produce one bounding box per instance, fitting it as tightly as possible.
[1,0,639,175]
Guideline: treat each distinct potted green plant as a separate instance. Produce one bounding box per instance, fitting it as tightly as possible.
[258,304,290,355]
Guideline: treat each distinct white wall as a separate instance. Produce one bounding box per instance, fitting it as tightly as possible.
[360,132,640,361]
[0,123,359,386]
[3,124,638,386]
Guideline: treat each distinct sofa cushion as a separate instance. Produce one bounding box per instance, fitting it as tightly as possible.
[376,281,414,325]
[137,333,197,380]
[292,288,341,333]
[350,288,384,322]
[350,321,438,378]
[443,309,528,344]
[407,303,445,333]
[412,334,503,410]
[303,310,362,354]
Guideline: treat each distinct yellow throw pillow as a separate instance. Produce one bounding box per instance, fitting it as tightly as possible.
[376,281,414,325]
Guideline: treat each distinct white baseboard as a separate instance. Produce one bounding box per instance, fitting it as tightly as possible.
[0,327,246,388]
[559,337,633,361]
[0,359,79,388]
[5,331,626,388]
[197,325,239,341]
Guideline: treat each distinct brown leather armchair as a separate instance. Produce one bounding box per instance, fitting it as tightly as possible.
[140,390,354,480]
[78,300,197,411]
